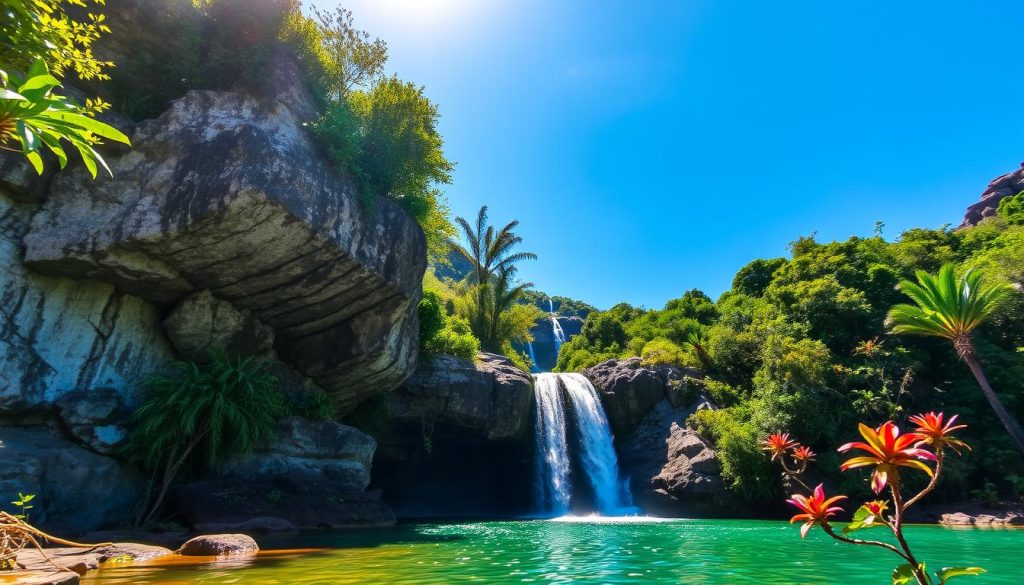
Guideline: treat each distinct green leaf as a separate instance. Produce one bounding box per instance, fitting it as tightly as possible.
[18,73,61,95]
[45,111,131,144]
[892,563,925,585]
[27,58,48,78]
[25,150,44,174]
[15,120,37,152]
[936,567,985,584]
[0,88,27,101]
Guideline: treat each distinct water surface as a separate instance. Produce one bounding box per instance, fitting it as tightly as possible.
[81,518,1023,584]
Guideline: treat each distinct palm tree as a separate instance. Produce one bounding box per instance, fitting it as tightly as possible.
[450,206,537,287]
[886,263,1024,454]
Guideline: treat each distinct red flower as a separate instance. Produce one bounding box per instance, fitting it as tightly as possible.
[909,412,970,454]
[791,445,816,462]
[861,500,889,526]
[838,422,937,493]
[788,484,847,538]
[762,432,799,461]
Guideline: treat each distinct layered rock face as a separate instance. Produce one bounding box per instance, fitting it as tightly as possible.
[22,58,426,410]
[586,357,731,516]
[961,163,1024,227]
[368,353,536,517]
[0,54,425,531]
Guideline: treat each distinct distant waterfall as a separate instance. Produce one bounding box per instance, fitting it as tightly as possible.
[532,373,635,516]
[526,342,540,373]
[549,299,566,356]
[533,374,571,515]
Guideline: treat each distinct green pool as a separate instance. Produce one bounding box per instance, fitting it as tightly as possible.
[81,518,1022,584]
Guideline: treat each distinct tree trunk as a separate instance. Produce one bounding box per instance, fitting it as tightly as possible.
[963,351,1024,455]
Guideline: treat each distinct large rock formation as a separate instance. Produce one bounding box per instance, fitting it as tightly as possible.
[21,56,426,411]
[961,163,1024,227]
[367,353,536,517]
[171,417,395,531]
[585,357,697,436]
[0,52,427,531]
[0,427,142,532]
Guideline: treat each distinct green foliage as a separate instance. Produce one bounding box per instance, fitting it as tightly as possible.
[0,0,128,176]
[1,59,130,176]
[0,0,112,81]
[640,338,688,367]
[996,191,1024,225]
[561,218,1024,501]
[291,389,336,421]
[420,287,481,360]
[126,353,285,472]
[10,492,34,521]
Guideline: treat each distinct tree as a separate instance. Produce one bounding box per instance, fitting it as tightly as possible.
[886,264,1024,454]
[310,6,387,99]
[450,206,540,354]
[0,1,129,175]
[451,206,537,289]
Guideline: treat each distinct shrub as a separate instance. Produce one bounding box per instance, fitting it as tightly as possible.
[124,352,286,524]
[640,338,688,367]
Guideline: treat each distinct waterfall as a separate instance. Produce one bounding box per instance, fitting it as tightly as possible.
[533,374,571,515]
[562,374,635,514]
[526,342,540,373]
[532,373,635,516]
[549,299,566,356]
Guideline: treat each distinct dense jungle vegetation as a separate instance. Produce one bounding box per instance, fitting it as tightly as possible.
[557,197,1024,504]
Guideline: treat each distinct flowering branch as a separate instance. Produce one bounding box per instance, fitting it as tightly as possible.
[762,413,985,585]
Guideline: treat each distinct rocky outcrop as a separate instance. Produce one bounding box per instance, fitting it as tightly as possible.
[1,194,175,414]
[585,357,698,436]
[961,163,1024,227]
[218,417,376,491]
[20,56,426,411]
[170,417,394,531]
[163,290,275,359]
[526,315,583,371]
[617,398,730,516]
[384,352,534,440]
[368,353,536,517]
[54,388,131,455]
[0,428,142,532]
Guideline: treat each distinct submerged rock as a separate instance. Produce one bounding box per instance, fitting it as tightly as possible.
[177,534,259,556]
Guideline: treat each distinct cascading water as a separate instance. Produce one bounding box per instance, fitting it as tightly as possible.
[532,372,636,516]
[549,299,566,356]
[526,342,540,373]
[562,373,635,514]
[533,374,571,515]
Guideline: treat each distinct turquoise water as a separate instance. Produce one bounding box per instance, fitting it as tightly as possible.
[82,518,1022,584]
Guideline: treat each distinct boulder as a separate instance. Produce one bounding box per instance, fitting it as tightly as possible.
[585,357,698,436]
[1,194,174,413]
[0,427,142,532]
[177,534,259,556]
[0,154,54,204]
[384,352,534,440]
[218,417,376,491]
[170,417,394,530]
[617,398,731,516]
[20,55,426,410]
[961,163,1024,227]
[54,388,131,454]
[163,289,274,359]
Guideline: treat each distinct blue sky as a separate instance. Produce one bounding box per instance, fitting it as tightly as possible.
[313,0,1024,310]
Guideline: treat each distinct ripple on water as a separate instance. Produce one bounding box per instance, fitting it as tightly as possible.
[80,520,1024,585]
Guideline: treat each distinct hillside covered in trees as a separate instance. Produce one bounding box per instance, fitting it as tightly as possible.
[557,190,1024,504]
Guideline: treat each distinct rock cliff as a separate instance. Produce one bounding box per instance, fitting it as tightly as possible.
[0,54,426,531]
[961,163,1024,227]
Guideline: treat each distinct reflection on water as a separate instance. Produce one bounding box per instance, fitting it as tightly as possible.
[81,519,1024,585]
